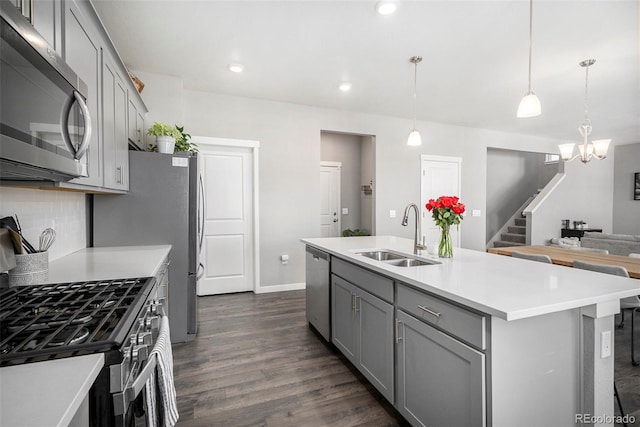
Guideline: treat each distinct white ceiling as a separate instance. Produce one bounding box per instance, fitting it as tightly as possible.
[92,0,639,145]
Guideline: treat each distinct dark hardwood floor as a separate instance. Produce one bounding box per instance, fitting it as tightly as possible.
[172,290,640,427]
[172,290,407,427]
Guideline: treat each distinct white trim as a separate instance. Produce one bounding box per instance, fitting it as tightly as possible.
[192,135,261,294]
[420,154,462,164]
[320,160,342,168]
[255,282,306,294]
[193,135,260,149]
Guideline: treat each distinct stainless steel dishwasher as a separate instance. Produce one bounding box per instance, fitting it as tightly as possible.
[305,245,330,341]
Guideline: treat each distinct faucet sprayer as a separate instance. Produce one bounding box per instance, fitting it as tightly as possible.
[402,203,426,255]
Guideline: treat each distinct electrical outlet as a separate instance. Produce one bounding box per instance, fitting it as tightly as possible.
[389,210,396,218]
[601,330,611,358]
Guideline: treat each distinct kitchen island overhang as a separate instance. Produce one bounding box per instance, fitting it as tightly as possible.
[302,235,640,427]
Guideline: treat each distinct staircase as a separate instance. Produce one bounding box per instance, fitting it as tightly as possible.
[493,216,527,248]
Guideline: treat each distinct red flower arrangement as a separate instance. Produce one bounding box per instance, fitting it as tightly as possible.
[426,196,466,228]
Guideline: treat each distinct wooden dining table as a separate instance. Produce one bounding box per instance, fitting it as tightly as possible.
[487,245,640,279]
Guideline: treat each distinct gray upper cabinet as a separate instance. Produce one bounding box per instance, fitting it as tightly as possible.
[12,0,148,192]
[396,309,486,427]
[102,50,128,191]
[31,0,62,54]
[64,0,103,188]
[331,274,394,403]
[127,95,147,150]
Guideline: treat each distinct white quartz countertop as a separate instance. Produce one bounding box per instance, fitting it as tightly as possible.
[1,245,171,426]
[47,245,171,283]
[302,236,640,321]
[0,354,104,427]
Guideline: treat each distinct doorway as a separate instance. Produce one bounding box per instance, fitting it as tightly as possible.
[193,136,260,295]
[320,131,375,237]
[420,155,462,248]
[320,162,341,237]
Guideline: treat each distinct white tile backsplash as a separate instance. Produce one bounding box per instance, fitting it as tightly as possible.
[0,187,87,261]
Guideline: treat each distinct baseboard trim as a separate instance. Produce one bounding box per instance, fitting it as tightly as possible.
[255,282,306,294]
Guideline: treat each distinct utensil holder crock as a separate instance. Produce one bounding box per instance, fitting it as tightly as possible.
[8,251,48,287]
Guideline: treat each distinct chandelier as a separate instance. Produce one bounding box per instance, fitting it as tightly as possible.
[558,59,611,163]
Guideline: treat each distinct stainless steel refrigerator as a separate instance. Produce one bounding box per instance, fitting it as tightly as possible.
[93,151,203,343]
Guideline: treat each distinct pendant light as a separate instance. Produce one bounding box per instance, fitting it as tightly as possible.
[558,59,611,163]
[407,56,423,146]
[517,0,541,118]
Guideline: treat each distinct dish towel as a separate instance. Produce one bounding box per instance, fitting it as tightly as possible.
[145,316,179,427]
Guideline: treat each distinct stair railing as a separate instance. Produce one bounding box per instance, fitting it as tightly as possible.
[522,172,566,245]
[486,195,536,251]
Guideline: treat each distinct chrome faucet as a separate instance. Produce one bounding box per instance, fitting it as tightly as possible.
[402,203,426,255]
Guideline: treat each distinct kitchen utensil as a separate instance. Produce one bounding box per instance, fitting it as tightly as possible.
[0,229,16,271]
[39,228,56,252]
[8,229,24,254]
[0,216,36,254]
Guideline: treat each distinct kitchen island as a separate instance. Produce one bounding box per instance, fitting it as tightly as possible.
[302,236,640,427]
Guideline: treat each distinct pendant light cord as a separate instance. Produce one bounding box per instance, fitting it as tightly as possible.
[413,60,418,129]
[584,64,590,121]
[527,0,533,92]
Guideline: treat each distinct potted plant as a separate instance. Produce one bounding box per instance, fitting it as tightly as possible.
[174,125,198,153]
[147,122,180,154]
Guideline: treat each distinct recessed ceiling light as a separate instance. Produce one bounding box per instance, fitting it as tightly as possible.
[376,1,397,16]
[228,63,244,73]
[339,82,352,92]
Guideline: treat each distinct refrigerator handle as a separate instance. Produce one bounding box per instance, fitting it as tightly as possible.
[198,173,205,251]
[197,262,205,280]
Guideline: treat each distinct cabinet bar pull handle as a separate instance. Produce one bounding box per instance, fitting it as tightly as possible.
[417,305,441,318]
[351,292,356,312]
[395,319,402,343]
[354,295,360,313]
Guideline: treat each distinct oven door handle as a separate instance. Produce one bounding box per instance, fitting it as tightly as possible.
[113,352,157,416]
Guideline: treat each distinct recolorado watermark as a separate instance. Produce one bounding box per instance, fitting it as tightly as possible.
[575,413,636,424]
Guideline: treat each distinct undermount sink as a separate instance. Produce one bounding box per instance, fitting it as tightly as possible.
[357,251,406,261]
[355,249,441,267]
[385,258,432,267]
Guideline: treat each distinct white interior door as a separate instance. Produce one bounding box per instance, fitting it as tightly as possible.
[320,163,341,237]
[198,145,254,295]
[420,155,462,248]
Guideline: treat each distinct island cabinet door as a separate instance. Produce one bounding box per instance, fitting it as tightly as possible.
[358,288,394,403]
[331,275,359,365]
[396,310,486,427]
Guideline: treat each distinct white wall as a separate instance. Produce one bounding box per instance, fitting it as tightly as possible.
[613,143,640,235]
[134,70,615,289]
[529,156,615,245]
[0,187,87,262]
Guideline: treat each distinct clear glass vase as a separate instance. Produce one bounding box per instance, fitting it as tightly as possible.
[438,225,453,258]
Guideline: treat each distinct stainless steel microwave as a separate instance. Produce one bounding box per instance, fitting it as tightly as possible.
[0,1,91,182]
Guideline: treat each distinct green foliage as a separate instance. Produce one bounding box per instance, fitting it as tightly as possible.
[146,122,180,139]
[342,228,370,237]
[174,125,198,153]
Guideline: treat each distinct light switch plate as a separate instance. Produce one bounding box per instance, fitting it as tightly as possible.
[342,208,349,215]
[601,330,611,358]
[472,209,481,217]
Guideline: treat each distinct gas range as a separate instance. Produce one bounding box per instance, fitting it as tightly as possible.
[0,277,164,426]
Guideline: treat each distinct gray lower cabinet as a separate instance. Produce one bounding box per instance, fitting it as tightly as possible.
[331,274,394,402]
[396,309,486,427]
